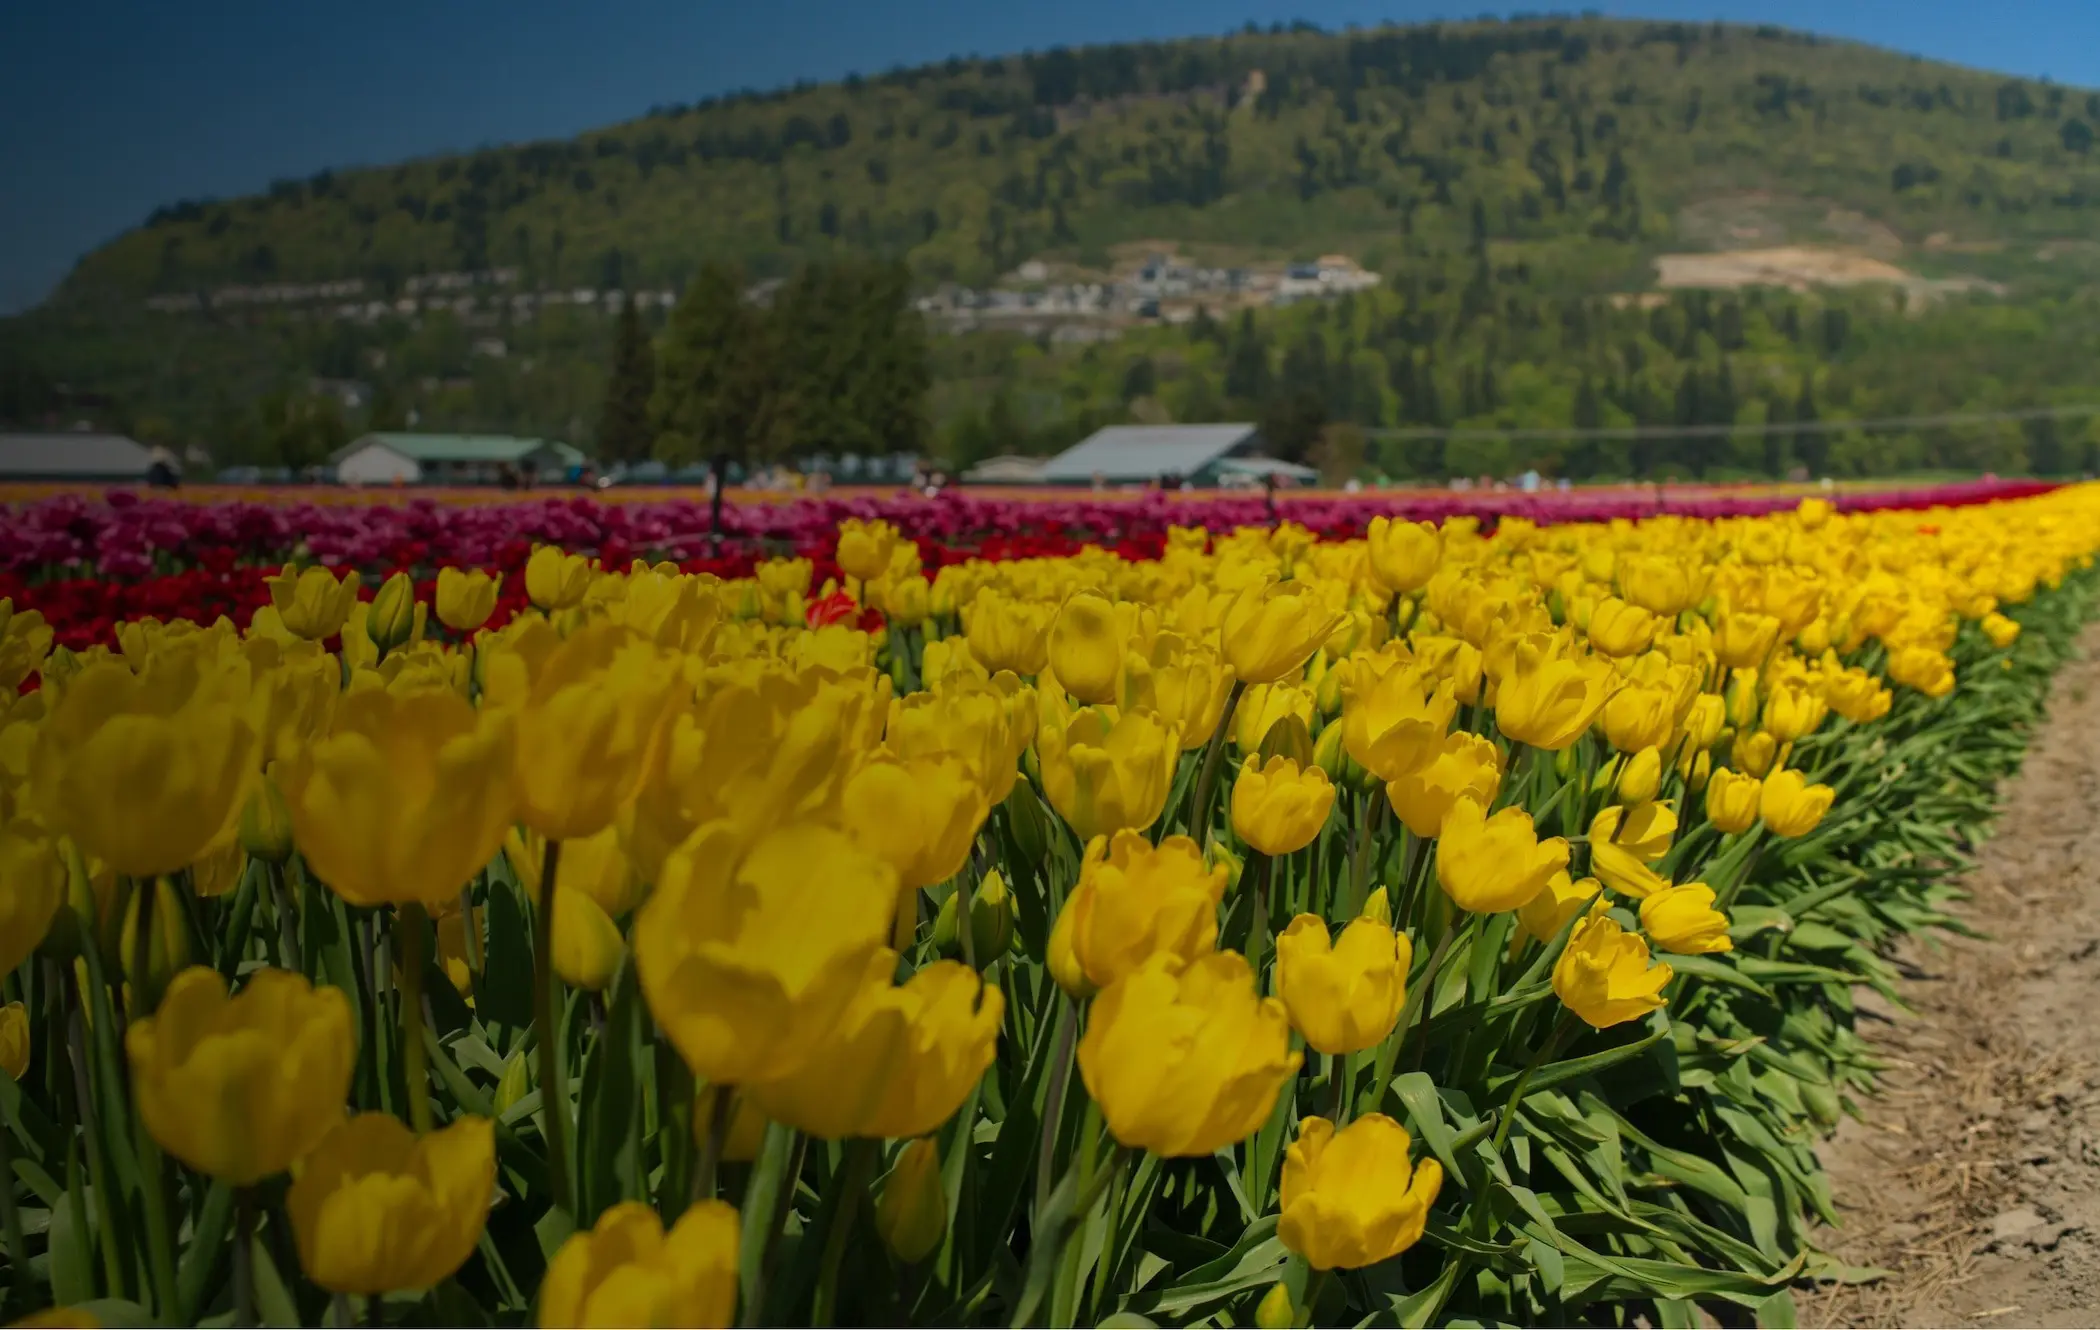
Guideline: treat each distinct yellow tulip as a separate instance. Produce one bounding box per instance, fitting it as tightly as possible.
[1712,612,1781,670]
[243,639,342,765]
[1077,952,1300,1157]
[876,1138,948,1265]
[1340,662,1456,780]
[281,688,515,909]
[0,1001,27,1081]
[0,820,65,976]
[1514,871,1606,949]
[1274,916,1411,1055]
[1981,612,2022,648]
[1119,636,1234,751]
[1060,830,1227,990]
[1436,798,1569,914]
[0,601,52,691]
[1586,803,1677,899]
[747,958,1002,1140]
[1412,634,1484,705]
[510,622,685,841]
[1705,767,1763,834]
[237,771,295,864]
[365,572,421,656]
[126,967,356,1185]
[840,753,988,890]
[1278,1114,1442,1271]
[264,564,361,640]
[836,517,900,582]
[1639,883,1733,955]
[1888,645,1956,698]
[505,823,643,918]
[1598,682,1675,755]
[692,1090,769,1163]
[1494,636,1616,751]
[963,589,1053,676]
[636,822,894,1085]
[435,568,501,633]
[1612,743,1663,802]
[887,676,1036,803]
[1617,555,1693,616]
[1679,693,1727,751]
[1383,732,1501,839]
[524,545,593,610]
[1231,755,1336,857]
[539,1200,739,1329]
[1761,683,1828,743]
[31,658,256,879]
[1035,705,1178,842]
[1584,598,1657,658]
[551,890,626,992]
[1823,667,1892,724]
[1220,579,1346,685]
[1047,592,1126,705]
[288,1113,496,1295]
[1759,769,1835,838]
[1234,682,1315,756]
[1364,517,1442,594]
[1554,916,1672,1029]
[190,834,248,899]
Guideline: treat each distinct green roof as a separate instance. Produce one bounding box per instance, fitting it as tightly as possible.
[336,433,587,464]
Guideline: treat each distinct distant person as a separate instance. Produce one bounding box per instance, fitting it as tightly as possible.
[1092,471,1108,492]
[146,457,180,489]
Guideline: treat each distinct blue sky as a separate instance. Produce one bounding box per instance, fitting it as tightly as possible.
[3,1,2096,313]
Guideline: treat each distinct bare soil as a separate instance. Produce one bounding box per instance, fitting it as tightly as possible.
[1804,623,2100,1327]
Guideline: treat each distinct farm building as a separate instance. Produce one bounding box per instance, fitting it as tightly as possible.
[1036,424,1316,487]
[0,432,159,482]
[329,433,589,486]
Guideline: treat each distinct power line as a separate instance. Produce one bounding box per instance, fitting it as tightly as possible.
[1365,403,2100,442]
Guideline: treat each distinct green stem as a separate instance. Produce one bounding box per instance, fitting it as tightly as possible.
[398,903,433,1134]
[233,1188,257,1328]
[268,861,302,974]
[1034,997,1080,1216]
[1405,916,1472,1075]
[693,1083,733,1206]
[1186,679,1247,840]
[0,1099,27,1317]
[813,1140,878,1327]
[743,1129,810,1327]
[1244,853,1274,972]
[132,1102,180,1319]
[1347,795,1385,918]
[1492,1010,1578,1154]
[533,838,574,1214]
[64,966,129,1298]
[1297,1268,1333,1328]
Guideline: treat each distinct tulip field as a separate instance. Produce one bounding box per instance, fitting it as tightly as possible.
[0,478,2094,1328]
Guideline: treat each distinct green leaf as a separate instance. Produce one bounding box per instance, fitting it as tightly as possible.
[576,959,645,1224]
[480,880,537,1030]
[175,1181,234,1324]
[1121,1219,1286,1319]
[1484,1024,1667,1101]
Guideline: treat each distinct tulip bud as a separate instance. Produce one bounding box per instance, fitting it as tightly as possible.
[876,1138,948,1264]
[1615,747,1661,806]
[0,1001,27,1082]
[1255,713,1316,769]
[1046,901,1096,1000]
[238,772,295,864]
[1313,659,1345,717]
[1590,755,1619,798]
[1002,782,1051,868]
[933,870,1015,969]
[367,567,419,655]
[1256,1282,1296,1330]
[1685,749,1712,793]
[1207,838,1246,895]
[1360,886,1392,927]
[120,878,190,1007]
[494,1049,532,1116]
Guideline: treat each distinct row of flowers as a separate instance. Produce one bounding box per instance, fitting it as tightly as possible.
[0,477,2055,581]
[0,486,2090,1327]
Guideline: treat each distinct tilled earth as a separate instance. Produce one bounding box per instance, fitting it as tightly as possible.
[1804,624,2100,1326]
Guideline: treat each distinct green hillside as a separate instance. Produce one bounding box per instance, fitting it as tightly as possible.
[54,16,2100,300]
[12,15,2100,482]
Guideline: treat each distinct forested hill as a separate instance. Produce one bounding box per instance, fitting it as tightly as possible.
[55,16,2100,302]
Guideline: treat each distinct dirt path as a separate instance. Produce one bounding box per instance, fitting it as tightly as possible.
[1806,623,2100,1327]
